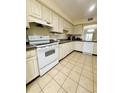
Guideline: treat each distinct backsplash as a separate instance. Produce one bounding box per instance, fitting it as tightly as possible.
[27,23,67,39]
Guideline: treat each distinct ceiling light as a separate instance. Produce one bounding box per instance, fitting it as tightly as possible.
[89,4,96,12]
[87,29,95,32]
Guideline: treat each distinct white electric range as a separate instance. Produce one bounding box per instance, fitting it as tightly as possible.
[28,35,59,76]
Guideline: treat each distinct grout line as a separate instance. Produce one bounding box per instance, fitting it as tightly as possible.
[37,83,44,93]
[93,56,97,93]
[48,55,75,93]
[75,55,86,93]
[92,56,94,93]
[76,55,94,93]
[56,65,75,93]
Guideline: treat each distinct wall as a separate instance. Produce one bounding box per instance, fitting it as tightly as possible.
[27,23,67,39]
[73,16,97,25]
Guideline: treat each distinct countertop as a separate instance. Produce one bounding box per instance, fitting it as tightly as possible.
[59,39,97,44]
[26,39,97,50]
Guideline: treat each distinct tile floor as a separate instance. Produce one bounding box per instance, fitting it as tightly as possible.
[26,51,97,93]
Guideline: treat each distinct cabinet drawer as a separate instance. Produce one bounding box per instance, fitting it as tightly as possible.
[26,49,36,58]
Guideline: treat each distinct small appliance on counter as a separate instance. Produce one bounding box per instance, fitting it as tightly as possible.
[67,35,82,41]
[67,35,75,40]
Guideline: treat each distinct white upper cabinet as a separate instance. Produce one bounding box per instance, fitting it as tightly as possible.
[29,0,42,19]
[42,6,52,24]
[67,23,73,34]
[58,17,64,33]
[51,12,59,32]
[74,25,83,34]
[63,20,69,31]
[26,0,30,28]
[63,20,73,34]
[28,0,43,24]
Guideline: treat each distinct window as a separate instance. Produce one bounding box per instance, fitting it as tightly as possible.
[85,33,93,41]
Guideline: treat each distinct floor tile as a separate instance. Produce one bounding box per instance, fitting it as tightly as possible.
[37,73,52,89]
[79,76,93,93]
[40,91,44,93]
[65,63,74,69]
[82,70,93,80]
[54,72,67,85]
[94,82,97,92]
[55,63,64,71]
[83,66,93,72]
[61,67,71,76]
[62,78,78,93]
[72,66,82,74]
[27,83,41,93]
[69,71,80,83]
[43,79,60,93]
[76,85,90,93]
[48,68,59,78]
[60,60,68,66]
[75,63,83,68]
[58,88,67,93]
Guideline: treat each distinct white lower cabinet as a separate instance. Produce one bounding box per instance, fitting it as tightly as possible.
[83,42,94,54]
[59,41,96,60]
[74,41,83,52]
[59,42,74,60]
[26,50,39,84]
[93,43,97,54]
[59,44,64,60]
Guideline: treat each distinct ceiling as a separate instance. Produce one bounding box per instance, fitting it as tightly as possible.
[53,0,97,24]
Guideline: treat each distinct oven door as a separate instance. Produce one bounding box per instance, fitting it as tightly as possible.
[37,44,58,69]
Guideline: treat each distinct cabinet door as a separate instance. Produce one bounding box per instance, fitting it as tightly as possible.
[83,42,94,54]
[74,42,83,52]
[58,17,63,33]
[93,43,97,54]
[62,44,67,57]
[74,25,83,34]
[29,0,41,19]
[26,0,30,28]
[63,20,69,30]
[51,12,59,32]
[26,56,39,83]
[59,44,63,60]
[67,24,73,34]
[43,6,52,24]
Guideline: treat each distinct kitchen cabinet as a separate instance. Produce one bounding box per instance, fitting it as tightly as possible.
[28,0,42,20]
[63,20,70,31]
[26,0,30,28]
[74,25,83,35]
[63,20,73,34]
[42,6,52,24]
[26,49,39,84]
[83,42,94,54]
[59,42,73,60]
[67,24,73,34]
[51,12,59,32]
[58,17,64,33]
[93,43,97,55]
[74,41,83,52]
[59,44,64,60]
